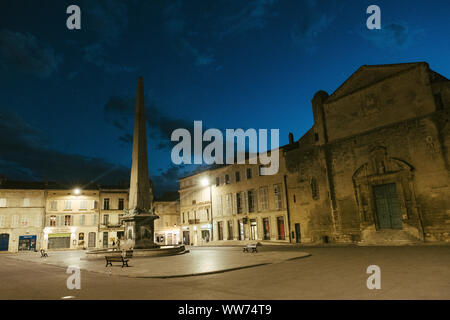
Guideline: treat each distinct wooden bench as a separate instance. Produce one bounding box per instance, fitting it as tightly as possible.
[105,255,129,268]
[243,243,258,253]
[40,249,48,258]
[123,250,133,259]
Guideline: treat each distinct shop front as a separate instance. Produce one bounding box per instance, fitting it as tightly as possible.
[18,235,37,251]
[48,233,71,249]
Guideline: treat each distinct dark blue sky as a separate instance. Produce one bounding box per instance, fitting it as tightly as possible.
[0,0,449,195]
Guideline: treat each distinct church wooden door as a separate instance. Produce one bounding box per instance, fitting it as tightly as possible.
[373,183,402,229]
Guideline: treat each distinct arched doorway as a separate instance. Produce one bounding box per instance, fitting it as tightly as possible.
[0,234,9,251]
[352,146,423,241]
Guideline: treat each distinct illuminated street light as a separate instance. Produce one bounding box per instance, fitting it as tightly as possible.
[73,188,81,195]
[200,177,210,187]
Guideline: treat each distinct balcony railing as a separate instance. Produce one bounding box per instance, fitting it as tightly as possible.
[188,219,200,224]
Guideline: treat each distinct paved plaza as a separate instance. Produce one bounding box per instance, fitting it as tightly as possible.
[0,245,449,300]
[4,247,310,278]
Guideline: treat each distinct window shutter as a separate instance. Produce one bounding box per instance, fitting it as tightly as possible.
[71,215,74,226]
[242,191,247,214]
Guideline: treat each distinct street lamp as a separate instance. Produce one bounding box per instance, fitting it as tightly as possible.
[200,177,209,187]
[73,188,81,195]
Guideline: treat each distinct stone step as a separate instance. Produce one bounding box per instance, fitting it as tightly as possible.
[358,229,422,245]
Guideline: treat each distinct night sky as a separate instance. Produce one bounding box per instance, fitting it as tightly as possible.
[1,0,449,196]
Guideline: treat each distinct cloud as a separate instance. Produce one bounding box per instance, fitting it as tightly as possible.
[359,22,424,50]
[180,39,215,66]
[220,0,278,37]
[0,29,62,78]
[290,0,338,53]
[83,43,136,74]
[82,0,129,46]
[0,110,129,185]
[104,95,194,149]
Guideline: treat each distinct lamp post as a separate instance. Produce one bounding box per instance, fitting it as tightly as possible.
[200,177,213,242]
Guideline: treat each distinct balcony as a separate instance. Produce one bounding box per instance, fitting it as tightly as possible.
[188,219,200,224]
[100,222,123,229]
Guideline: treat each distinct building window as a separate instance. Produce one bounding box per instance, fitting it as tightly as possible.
[235,171,240,182]
[182,212,185,223]
[80,200,87,210]
[218,221,224,240]
[103,214,109,225]
[263,218,270,240]
[118,198,124,210]
[216,177,220,186]
[259,186,268,211]
[310,178,319,200]
[225,174,230,184]
[50,215,56,226]
[12,215,19,227]
[277,216,285,240]
[258,165,265,176]
[20,215,29,227]
[274,184,283,210]
[64,215,72,226]
[0,198,6,207]
[236,192,243,214]
[215,195,222,216]
[247,190,255,213]
[227,220,233,240]
[23,198,30,207]
[92,200,98,210]
[103,198,110,210]
[225,194,232,215]
[80,215,85,226]
[91,214,97,226]
[64,200,72,210]
[50,200,57,210]
[246,168,252,179]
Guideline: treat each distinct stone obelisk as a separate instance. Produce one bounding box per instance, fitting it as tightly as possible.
[121,76,159,249]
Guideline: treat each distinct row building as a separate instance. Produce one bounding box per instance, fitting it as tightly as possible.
[179,62,450,245]
[0,180,180,252]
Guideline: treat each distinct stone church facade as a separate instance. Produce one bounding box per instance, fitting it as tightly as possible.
[284,62,450,244]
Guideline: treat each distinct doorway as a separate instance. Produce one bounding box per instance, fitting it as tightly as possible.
[250,219,257,240]
[238,220,245,240]
[373,183,402,229]
[0,234,9,251]
[295,223,301,243]
[88,232,96,248]
[103,232,108,248]
[182,231,190,245]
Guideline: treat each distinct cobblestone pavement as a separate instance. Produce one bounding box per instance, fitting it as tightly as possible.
[0,246,449,299]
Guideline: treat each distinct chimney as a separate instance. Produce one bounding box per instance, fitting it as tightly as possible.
[289,132,294,144]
